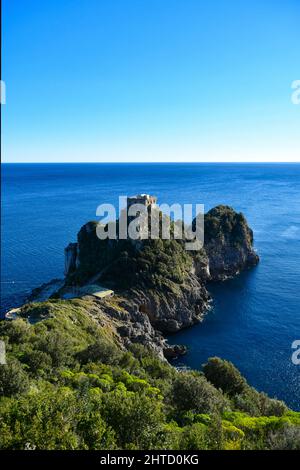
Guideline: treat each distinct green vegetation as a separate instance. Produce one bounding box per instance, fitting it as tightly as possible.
[100,238,194,293]
[67,218,195,293]
[66,204,257,293]
[1,300,299,450]
[204,205,253,247]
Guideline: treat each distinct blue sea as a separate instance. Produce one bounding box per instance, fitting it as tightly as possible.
[1,163,300,410]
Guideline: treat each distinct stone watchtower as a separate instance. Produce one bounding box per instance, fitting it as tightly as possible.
[125,194,157,239]
[126,194,157,212]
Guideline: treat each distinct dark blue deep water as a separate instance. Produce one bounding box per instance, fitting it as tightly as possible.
[1,163,300,409]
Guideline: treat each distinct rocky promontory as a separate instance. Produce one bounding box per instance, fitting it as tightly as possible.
[8,198,259,359]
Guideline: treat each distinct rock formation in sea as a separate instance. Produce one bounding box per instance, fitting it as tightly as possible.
[12,196,259,360]
[203,205,259,280]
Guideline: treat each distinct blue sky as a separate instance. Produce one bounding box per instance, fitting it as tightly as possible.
[2,0,300,162]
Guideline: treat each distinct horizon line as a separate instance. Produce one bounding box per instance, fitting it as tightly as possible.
[2,161,300,165]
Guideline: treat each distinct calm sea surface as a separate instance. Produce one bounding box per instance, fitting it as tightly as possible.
[1,163,300,409]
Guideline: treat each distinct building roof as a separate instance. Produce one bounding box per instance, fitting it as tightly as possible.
[61,284,114,300]
[128,194,156,200]
[78,284,114,298]
[128,193,148,199]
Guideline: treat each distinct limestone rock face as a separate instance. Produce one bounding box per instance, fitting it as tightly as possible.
[64,243,78,276]
[75,295,168,360]
[127,272,211,334]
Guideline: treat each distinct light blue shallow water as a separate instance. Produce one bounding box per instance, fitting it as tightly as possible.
[1,163,300,409]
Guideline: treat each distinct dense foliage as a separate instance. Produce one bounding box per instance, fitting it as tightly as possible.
[67,218,195,292]
[66,205,255,292]
[204,205,254,247]
[1,299,299,450]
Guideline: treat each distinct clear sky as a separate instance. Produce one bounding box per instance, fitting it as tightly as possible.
[2,0,300,162]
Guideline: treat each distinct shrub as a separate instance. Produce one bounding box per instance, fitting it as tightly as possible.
[266,425,300,450]
[203,357,247,396]
[38,330,74,367]
[171,372,227,415]
[233,389,261,415]
[101,389,165,449]
[76,338,121,365]
[22,350,52,376]
[0,358,30,397]
[180,423,209,450]
[258,394,287,417]
[0,318,31,345]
